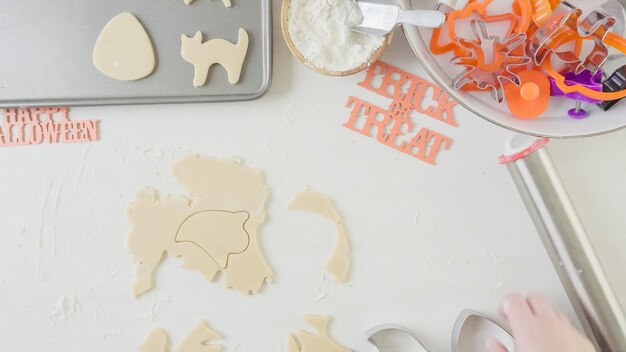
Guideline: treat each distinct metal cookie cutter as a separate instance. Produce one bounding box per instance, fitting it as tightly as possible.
[367,324,430,352]
[367,310,515,352]
[451,20,530,103]
[453,310,516,352]
[529,0,617,74]
[431,0,523,57]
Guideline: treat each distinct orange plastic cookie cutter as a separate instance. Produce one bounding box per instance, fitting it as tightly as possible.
[531,0,553,25]
[513,0,553,26]
[544,32,626,101]
[530,1,616,74]
[514,0,533,33]
[504,69,551,119]
[454,21,530,72]
[430,0,531,56]
[514,2,584,60]
[548,0,562,9]
[452,20,531,102]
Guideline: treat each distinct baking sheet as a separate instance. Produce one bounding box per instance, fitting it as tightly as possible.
[0,0,272,107]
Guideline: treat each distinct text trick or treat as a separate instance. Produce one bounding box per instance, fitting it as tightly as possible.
[345,61,458,165]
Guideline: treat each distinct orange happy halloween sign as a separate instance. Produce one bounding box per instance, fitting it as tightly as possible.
[344,61,458,165]
[0,107,99,147]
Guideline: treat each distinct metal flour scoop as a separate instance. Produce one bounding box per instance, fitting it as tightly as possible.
[351,0,445,36]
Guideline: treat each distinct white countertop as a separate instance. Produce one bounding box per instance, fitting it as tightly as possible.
[1,1,625,350]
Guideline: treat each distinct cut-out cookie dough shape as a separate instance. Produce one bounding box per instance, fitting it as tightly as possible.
[288,315,352,352]
[140,321,222,352]
[140,329,168,352]
[176,210,251,269]
[127,155,273,297]
[185,0,232,8]
[181,28,249,87]
[176,321,223,352]
[93,12,156,81]
[288,190,351,283]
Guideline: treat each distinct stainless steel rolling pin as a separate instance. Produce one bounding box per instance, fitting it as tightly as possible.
[505,137,626,352]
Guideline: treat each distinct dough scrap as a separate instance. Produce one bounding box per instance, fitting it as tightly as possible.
[185,0,232,8]
[175,321,222,352]
[181,29,249,86]
[140,321,222,352]
[127,155,273,297]
[140,328,169,352]
[288,315,351,352]
[93,12,156,81]
[288,190,351,283]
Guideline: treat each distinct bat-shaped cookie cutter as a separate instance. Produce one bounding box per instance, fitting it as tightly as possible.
[451,20,530,103]
[529,0,616,74]
[366,310,515,352]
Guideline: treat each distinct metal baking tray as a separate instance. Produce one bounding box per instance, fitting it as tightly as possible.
[0,0,272,107]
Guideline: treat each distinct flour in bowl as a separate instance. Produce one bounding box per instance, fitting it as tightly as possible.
[288,0,386,72]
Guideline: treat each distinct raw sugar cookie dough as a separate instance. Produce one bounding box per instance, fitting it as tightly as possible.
[127,155,273,297]
[139,329,168,352]
[181,28,249,86]
[140,321,222,352]
[176,210,251,269]
[289,189,351,283]
[288,315,351,352]
[177,321,222,352]
[93,12,156,81]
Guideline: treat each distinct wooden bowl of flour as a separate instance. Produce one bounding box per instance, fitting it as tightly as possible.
[281,0,393,77]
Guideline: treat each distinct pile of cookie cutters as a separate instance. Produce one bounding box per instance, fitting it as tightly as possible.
[367,310,515,352]
[430,0,626,120]
[396,0,626,351]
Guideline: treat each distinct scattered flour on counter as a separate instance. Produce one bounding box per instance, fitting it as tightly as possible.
[49,294,81,324]
[288,0,385,72]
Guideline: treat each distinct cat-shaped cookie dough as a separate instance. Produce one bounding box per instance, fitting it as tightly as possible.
[181,28,249,87]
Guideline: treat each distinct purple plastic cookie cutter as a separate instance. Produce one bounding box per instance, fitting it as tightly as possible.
[550,70,603,119]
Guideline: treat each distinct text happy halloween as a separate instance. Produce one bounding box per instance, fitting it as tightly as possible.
[345,61,458,165]
[0,108,99,146]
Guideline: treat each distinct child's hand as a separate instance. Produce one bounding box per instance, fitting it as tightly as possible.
[487,293,596,352]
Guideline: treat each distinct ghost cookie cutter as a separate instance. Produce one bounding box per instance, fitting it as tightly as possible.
[451,20,531,103]
[529,1,616,74]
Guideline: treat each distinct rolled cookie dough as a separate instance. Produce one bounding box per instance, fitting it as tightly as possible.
[93,12,156,81]
[127,155,273,297]
[176,210,251,269]
[140,321,222,352]
[176,321,222,352]
[288,190,351,283]
[288,315,351,352]
[140,328,168,352]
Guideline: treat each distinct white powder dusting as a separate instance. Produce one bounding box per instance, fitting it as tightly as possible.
[49,294,82,325]
[288,0,385,72]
